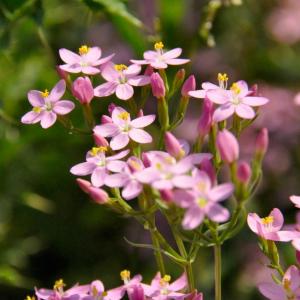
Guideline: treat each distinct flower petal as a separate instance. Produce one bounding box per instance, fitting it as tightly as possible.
[94,82,118,97]
[243,96,269,107]
[270,208,284,231]
[150,61,168,69]
[169,273,187,292]
[213,104,235,122]
[40,111,57,128]
[59,63,82,73]
[206,89,229,104]
[84,47,101,62]
[124,64,141,76]
[209,183,234,202]
[106,160,127,172]
[207,203,230,223]
[129,128,152,144]
[21,111,42,124]
[110,133,130,150]
[49,80,66,101]
[59,48,81,64]
[122,181,143,200]
[93,123,119,137]
[127,75,150,86]
[116,84,134,100]
[70,162,96,176]
[144,50,157,60]
[91,167,106,187]
[81,66,101,75]
[53,100,75,115]
[188,90,206,98]
[258,283,285,300]
[28,90,44,106]
[182,206,204,230]
[100,62,119,81]
[104,173,128,188]
[130,115,156,128]
[162,48,182,59]
[166,58,190,65]
[235,103,255,119]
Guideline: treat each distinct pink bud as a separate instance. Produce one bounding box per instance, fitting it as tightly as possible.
[175,68,186,82]
[150,72,165,98]
[200,159,216,185]
[89,187,108,204]
[296,250,300,265]
[160,189,174,202]
[237,161,251,184]
[144,65,154,76]
[76,178,92,194]
[181,75,196,97]
[108,103,116,115]
[127,284,145,300]
[93,133,109,147]
[137,109,144,117]
[198,99,213,138]
[141,152,151,168]
[249,84,258,96]
[165,132,184,159]
[56,65,68,80]
[101,115,113,124]
[72,77,94,104]
[255,128,269,156]
[216,129,239,164]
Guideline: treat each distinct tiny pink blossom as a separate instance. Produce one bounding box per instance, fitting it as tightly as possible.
[59,45,114,75]
[173,170,233,230]
[237,161,251,184]
[259,265,300,300]
[216,129,239,164]
[131,42,190,69]
[72,76,94,104]
[247,208,300,241]
[94,63,150,100]
[21,80,75,129]
[93,106,155,150]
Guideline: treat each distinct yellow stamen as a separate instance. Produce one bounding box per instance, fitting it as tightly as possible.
[41,89,49,98]
[91,146,108,156]
[154,41,164,50]
[102,291,108,297]
[261,216,274,225]
[92,286,98,297]
[120,269,130,281]
[118,112,130,121]
[197,197,208,208]
[33,106,41,113]
[129,160,142,171]
[53,279,66,290]
[230,82,241,95]
[160,274,171,285]
[114,64,128,71]
[283,279,291,291]
[155,163,163,170]
[25,296,35,300]
[79,45,89,55]
[217,73,228,82]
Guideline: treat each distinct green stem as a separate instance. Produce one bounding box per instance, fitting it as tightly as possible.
[150,228,166,276]
[82,104,95,129]
[214,244,222,300]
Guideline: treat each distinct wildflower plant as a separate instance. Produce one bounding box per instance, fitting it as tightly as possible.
[21,42,300,300]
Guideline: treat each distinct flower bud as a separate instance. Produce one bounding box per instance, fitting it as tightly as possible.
[72,77,94,104]
[108,103,116,115]
[150,72,165,98]
[56,66,68,80]
[160,189,174,202]
[165,132,185,159]
[144,65,154,76]
[76,178,92,194]
[141,152,151,168]
[296,250,300,265]
[237,161,251,184]
[89,187,108,204]
[255,128,269,157]
[198,99,213,138]
[127,284,145,300]
[101,115,113,124]
[216,129,239,164]
[181,75,196,97]
[200,159,216,185]
[137,109,144,117]
[93,133,109,147]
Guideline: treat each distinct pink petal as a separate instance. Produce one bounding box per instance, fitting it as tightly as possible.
[84,46,101,62]
[247,213,262,235]
[129,128,152,144]
[290,195,300,208]
[188,90,206,98]
[202,82,219,90]
[270,208,284,231]
[207,203,230,223]
[235,103,255,119]
[91,167,107,187]
[124,64,141,76]
[182,206,204,230]
[206,89,229,104]
[116,83,134,100]
[59,63,82,73]
[81,66,101,75]
[144,50,158,60]
[122,181,143,200]
[59,48,81,64]
[258,283,285,300]
[292,239,300,250]
[135,168,160,184]
[106,286,125,300]
[235,80,249,97]
[284,265,300,291]
[93,123,119,137]
[213,103,234,122]
[49,80,66,101]
[107,149,130,161]
[162,48,182,59]
[53,100,75,115]
[169,273,187,292]
[21,111,42,124]
[173,190,195,208]
[94,82,118,97]
[110,133,130,150]
[70,162,96,176]
[101,63,119,81]
[104,173,128,188]
[106,160,127,172]
[243,96,269,107]
[40,111,57,128]
[152,179,173,190]
[28,90,44,106]
[131,115,156,128]
[172,175,195,188]
[150,61,168,69]
[127,75,150,86]
[94,53,115,66]
[266,231,300,242]
[130,59,148,65]
[209,183,234,202]
[166,58,190,65]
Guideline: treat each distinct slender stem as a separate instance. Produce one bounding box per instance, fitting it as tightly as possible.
[185,262,195,292]
[150,225,166,276]
[214,244,222,300]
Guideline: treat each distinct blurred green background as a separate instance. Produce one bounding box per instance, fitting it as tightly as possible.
[1,0,300,299]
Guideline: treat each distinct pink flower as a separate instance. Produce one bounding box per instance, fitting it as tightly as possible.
[93,106,155,150]
[70,147,129,187]
[173,170,233,230]
[259,265,300,300]
[247,208,300,241]
[59,45,114,75]
[131,42,190,69]
[207,80,269,122]
[72,76,94,104]
[94,63,150,100]
[21,80,75,129]
[105,157,145,200]
[142,272,187,299]
[216,130,239,164]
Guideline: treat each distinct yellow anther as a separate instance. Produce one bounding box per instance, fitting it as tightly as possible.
[217,73,228,82]
[91,146,108,156]
[155,163,162,170]
[102,291,108,297]
[92,286,98,297]
[114,64,128,71]
[261,216,274,225]
[129,160,142,171]
[154,41,164,50]
[165,157,175,164]
[53,279,66,290]
[79,45,89,55]
[283,279,291,291]
[160,274,171,285]
[120,269,130,281]
[118,112,130,121]
[230,82,241,95]
[25,296,35,300]
[32,106,41,113]
[197,197,208,208]
[41,89,49,98]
